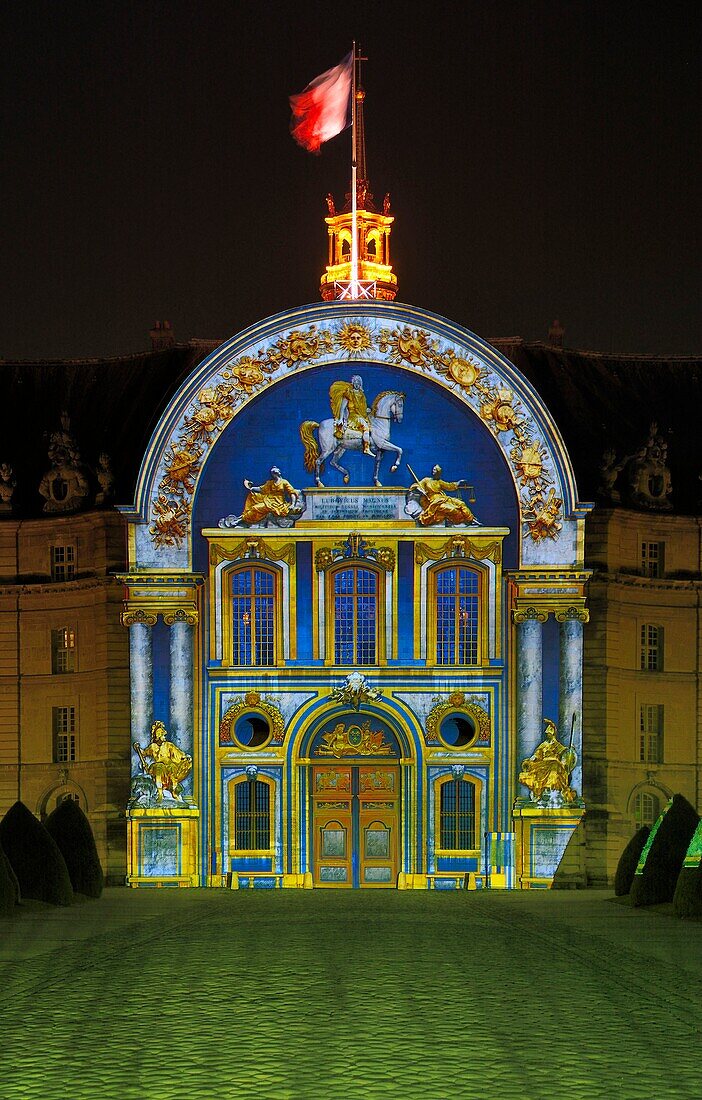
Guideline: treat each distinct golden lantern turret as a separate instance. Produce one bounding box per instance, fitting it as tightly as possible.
[320,86,397,302]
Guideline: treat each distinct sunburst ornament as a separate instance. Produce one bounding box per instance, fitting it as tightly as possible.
[336,321,373,356]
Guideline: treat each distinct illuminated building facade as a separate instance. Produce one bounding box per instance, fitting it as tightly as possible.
[1,174,700,889]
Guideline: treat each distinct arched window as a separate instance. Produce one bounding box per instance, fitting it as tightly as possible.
[434,566,480,665]
[439,778,476,850]
[233,778,271,851]
[231,566,276,665]
[333,566,378,665]
[634,791,660,829]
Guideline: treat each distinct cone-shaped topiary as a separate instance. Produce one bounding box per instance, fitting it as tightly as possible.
[45,798,104,898]
[0,842,20,916]
[673,819,702,920]
[630,793,699,908]
[0,801,74,906]
[614,826,650,896]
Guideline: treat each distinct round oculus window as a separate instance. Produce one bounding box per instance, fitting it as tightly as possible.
[233,712,272,749]
[438,713,477,749]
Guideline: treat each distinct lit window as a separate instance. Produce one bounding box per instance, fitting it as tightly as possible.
[56,792,80,810]
[634,791,660,829]
[333,566,377,665]
[233,779,271,851]
[51,628,76,673]
[639,705,664,763]
[50,545,75,582]
[439,779,476,850]
[53,706,76,762]
[641,542,664,579]
[640,624,663,671]
[231,568,275,666]
[435,566,479,665]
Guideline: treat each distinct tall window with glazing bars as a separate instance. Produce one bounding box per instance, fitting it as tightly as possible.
[435,565,479,665]
[233,778,271,850]
[231,567,275,665]
[333,566,378,665]
[439,778,476,850]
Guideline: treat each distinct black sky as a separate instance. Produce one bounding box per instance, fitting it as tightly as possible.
[1,0,700,359]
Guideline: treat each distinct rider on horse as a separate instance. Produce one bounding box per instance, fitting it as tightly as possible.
[329,376,375,456]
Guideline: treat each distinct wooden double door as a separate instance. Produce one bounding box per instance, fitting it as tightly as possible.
[312,763,400,888]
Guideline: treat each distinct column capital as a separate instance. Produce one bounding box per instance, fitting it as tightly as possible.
[122,607,157,627]
[512,606,549,624]
[555,606,590,623]
[163,608,199,626]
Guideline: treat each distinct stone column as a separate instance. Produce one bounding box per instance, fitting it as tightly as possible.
[514,609,547,797]
[168,614,195,800]
[557,610,588,797]
[128,618,155,780]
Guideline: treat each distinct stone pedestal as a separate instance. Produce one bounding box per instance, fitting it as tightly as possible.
[127,805,200,887]
[513,804,586,889]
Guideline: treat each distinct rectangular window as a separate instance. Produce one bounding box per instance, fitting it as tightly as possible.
[439,779,476,850]
[333,567,377,665]
[51,628,76,673]
[234,780,270,850]
[53,706,76,762]
[435,567,479,665]
[639,624,663,671]
[50,545,75,582]
[640,542,664,579]
[639,704,664,763]
[231,568,275,665]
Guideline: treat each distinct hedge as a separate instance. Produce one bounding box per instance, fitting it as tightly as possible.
[673,819,702,920]
[614,825,650,897]
[0,842,20,916]
[45,798,104,898]
[0,801,74,906]
[630,794,699,908]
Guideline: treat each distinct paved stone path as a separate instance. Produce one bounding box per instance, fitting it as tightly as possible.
[1,888,700,1099]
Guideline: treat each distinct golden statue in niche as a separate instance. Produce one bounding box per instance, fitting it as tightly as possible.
[518,718,577,804]
[134,721,192,803]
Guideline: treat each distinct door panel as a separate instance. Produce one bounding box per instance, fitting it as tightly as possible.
[312,765,399,888]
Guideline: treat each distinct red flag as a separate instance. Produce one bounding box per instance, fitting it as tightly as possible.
[289,53,353,153]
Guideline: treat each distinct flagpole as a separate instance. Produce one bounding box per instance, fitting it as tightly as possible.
[351,40,358,297]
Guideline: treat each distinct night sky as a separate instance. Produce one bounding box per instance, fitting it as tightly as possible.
[2,0,700,360]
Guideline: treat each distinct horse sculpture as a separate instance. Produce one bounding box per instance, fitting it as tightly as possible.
[300,391,404,487]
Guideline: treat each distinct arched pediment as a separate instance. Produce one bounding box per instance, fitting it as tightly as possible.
[120,301,589,570]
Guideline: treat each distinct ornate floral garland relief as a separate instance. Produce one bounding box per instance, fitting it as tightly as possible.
[149,320,561,549]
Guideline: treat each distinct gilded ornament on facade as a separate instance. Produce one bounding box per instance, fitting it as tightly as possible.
[554,606,589,623]
[425,697,490,746]
[480,388,524,433]
[316,720,393,758]
[359,769,395,791]
[511,440,549,488]
[336,321,373,356]
[184,386,235,442]
[414,535,502,565]
[518,718,577,804]
[162,442,202,496]
[163,608,198,626]
[521,487,563,542]
[222,356,271,394]
[512,606,549,624]
[378,325,438,367]
[149,493,190,548]
[329,672,382,710]
[315,534,395,573]
[121,606,158,627]
[219,695,285,746]
[267,325,334,368]
[209,538,295,566]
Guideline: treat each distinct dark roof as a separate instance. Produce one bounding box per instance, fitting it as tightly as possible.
[1,335,700,517]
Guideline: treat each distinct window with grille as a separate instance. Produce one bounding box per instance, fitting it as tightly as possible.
[50,545,75,582]
[53,706,76,762]
[634,791,660,829]
[434,566,479,665]
[231,567,275,665]
[639,704,664,763]
[640,624,663,671]
[333,566,378,665]
[233,779,271,850]
[439,779,476,850]
[51,628,76,673]
[640,541,664,578]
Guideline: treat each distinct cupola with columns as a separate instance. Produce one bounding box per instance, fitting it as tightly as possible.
[319,87,397,301]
